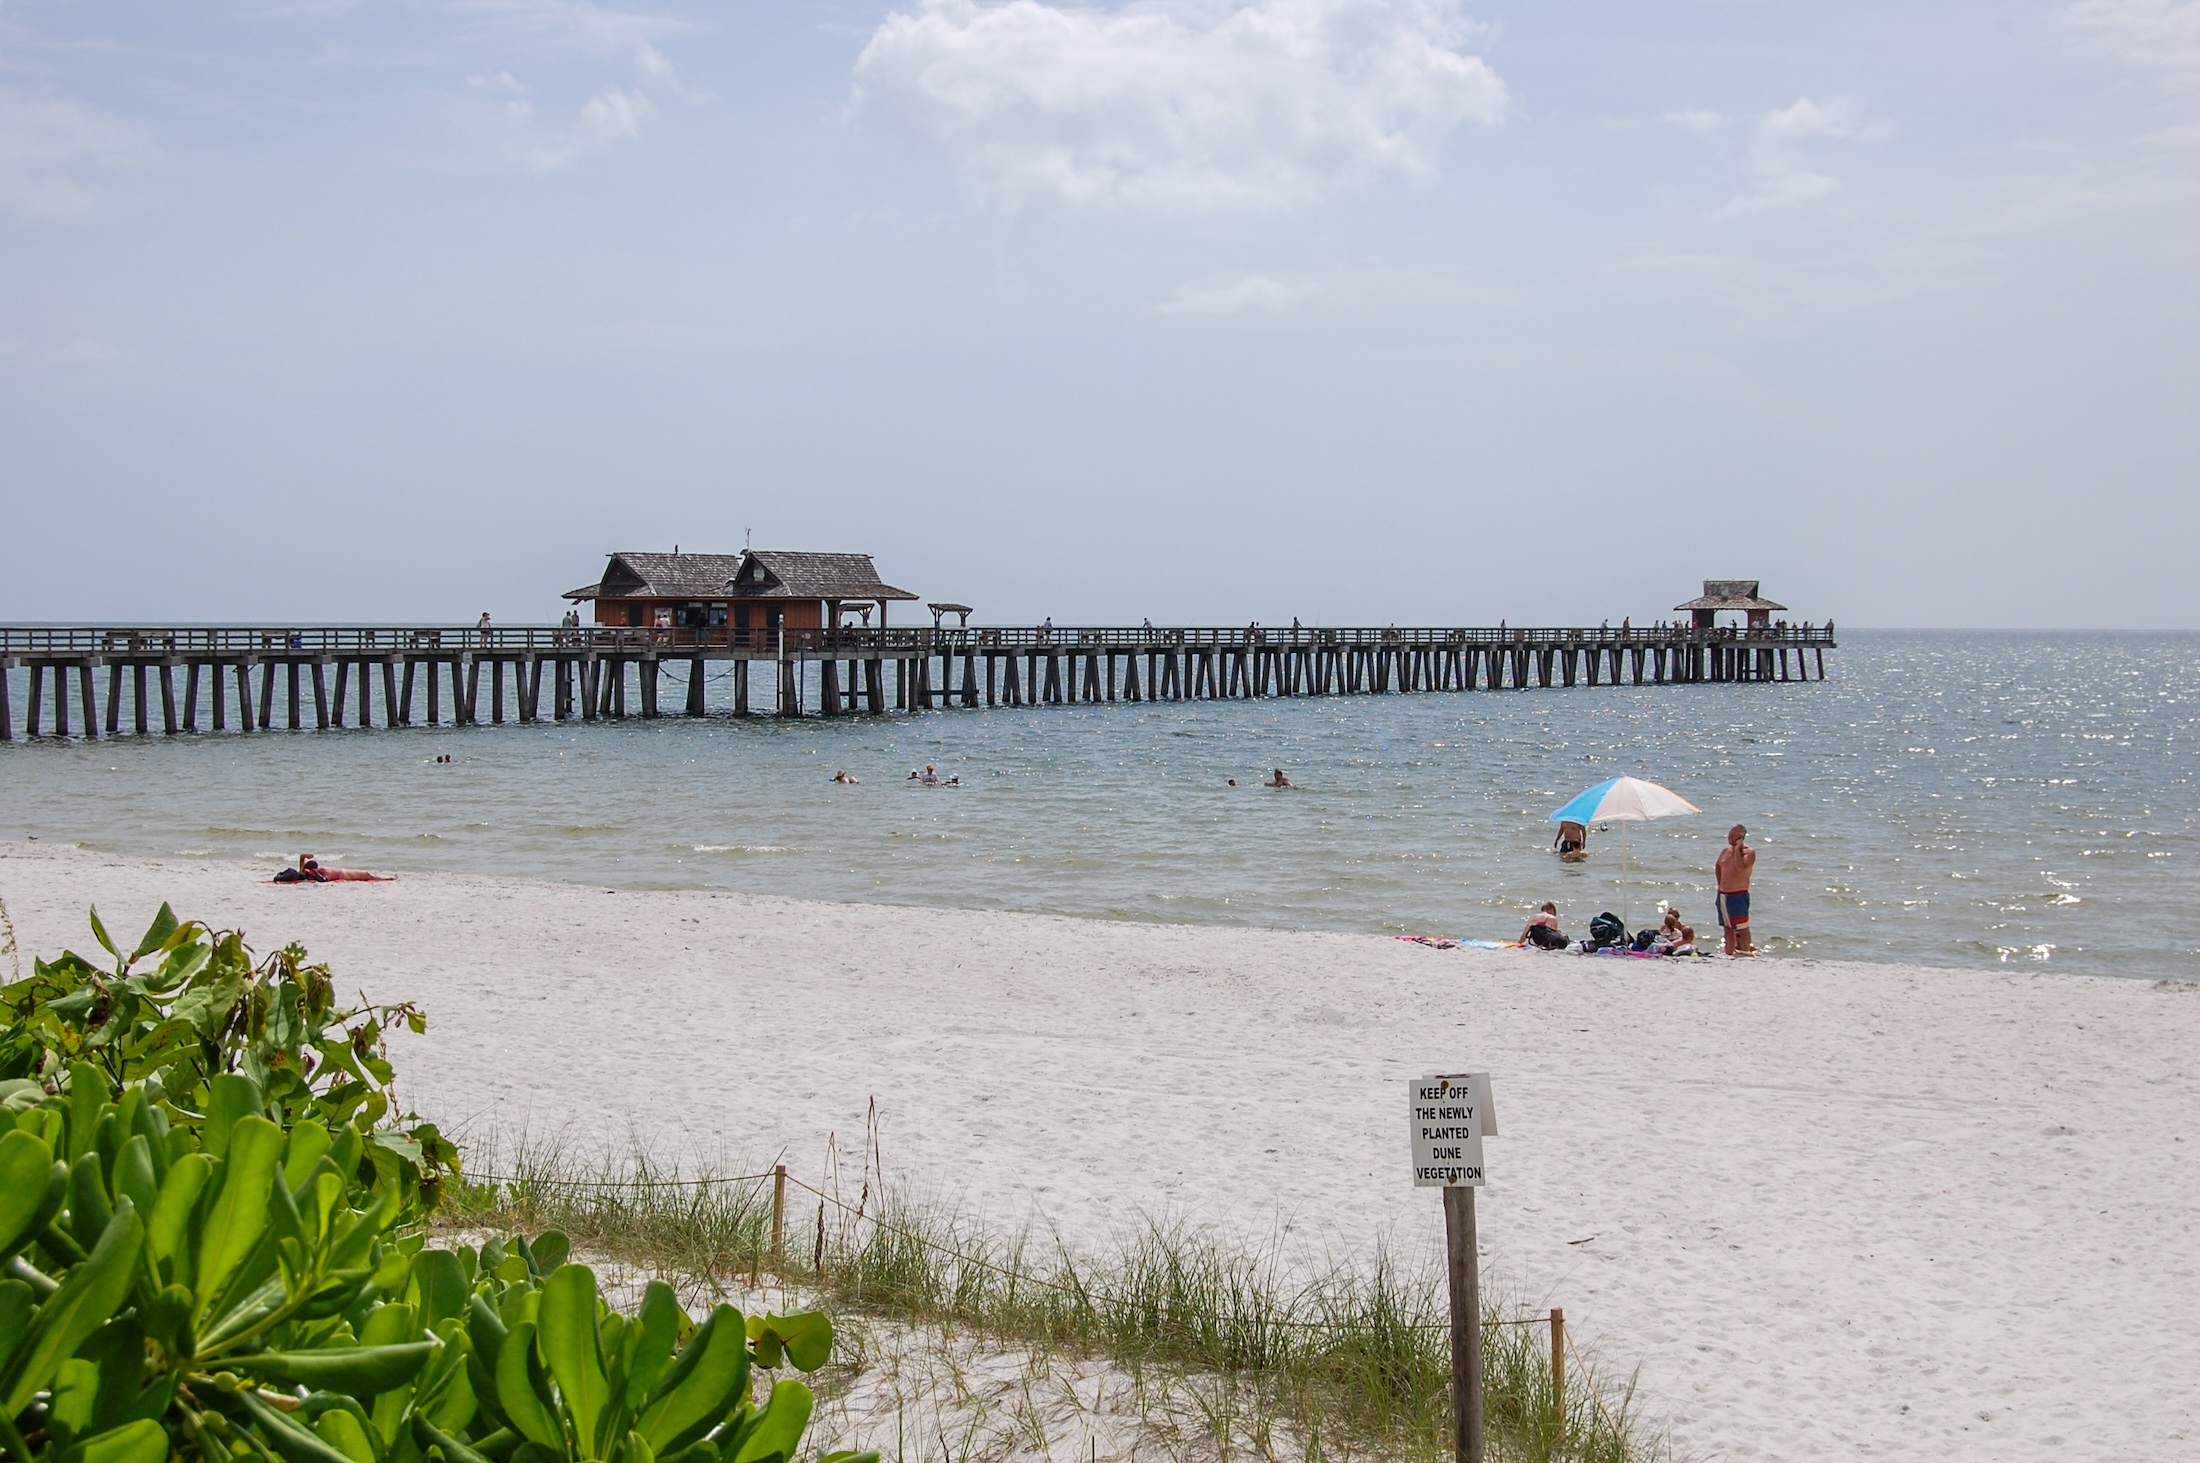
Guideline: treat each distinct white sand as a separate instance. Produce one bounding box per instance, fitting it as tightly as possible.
[4,843,2196,1462]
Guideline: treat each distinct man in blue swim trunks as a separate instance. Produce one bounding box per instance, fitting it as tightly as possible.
[1715,824,1756,956]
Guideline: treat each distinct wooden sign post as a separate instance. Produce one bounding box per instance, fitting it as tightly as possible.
[1411,1074,1497,1463]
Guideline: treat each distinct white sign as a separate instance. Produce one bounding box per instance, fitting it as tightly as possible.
[1409,1073,1496,1187]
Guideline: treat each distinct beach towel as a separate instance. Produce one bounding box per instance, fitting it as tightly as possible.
[1396,935,1459,949]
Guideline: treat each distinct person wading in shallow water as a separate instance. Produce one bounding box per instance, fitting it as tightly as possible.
[1715,824,1757,956]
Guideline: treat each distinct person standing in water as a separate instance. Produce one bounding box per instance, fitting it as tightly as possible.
[1715,824,1757,956]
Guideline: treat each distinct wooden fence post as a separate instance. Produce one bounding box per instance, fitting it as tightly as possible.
[771,1164,787,1261]
[1551,1307,1566,1451]
[1444,1185,1484,1463]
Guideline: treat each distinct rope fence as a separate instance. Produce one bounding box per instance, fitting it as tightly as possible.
[462,1158,1582,1440]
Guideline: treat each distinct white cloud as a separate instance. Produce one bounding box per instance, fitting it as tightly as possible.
[1718,97,1885,216]
[1156,274,1311,314]
[2060,0,2200,85]
[0,87,148,222]
[851,0,1508,213]
[1660,108,1726,136]
[443,0,687,171]
[518,85,656,172]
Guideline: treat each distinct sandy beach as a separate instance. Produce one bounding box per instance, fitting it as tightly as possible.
[3,841,2194,1462]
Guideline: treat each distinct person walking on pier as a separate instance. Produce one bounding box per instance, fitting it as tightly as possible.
[1715,825,1757,956]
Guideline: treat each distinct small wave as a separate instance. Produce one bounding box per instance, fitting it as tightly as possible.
[691,844,795,855]
[172,848,216,857]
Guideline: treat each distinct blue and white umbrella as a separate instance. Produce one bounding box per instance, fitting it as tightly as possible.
[1549,776,1701,827]
[1548,776,1701,926]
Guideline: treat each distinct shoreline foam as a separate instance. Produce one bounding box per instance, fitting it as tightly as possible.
[2,842,2195,1462]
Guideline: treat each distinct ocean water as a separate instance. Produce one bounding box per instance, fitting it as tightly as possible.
[1,632,2193,980]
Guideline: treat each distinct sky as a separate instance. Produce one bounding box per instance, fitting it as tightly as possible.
[0,0,2194,629]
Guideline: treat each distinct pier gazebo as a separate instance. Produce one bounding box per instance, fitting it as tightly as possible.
[1674,580,1787,629]
[567,550,916,632]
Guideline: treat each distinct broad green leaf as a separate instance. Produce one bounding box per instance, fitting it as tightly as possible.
[49,1355,98,1440]
[638,1308,750,1455]
[530,1232,571,1273]
[314,1408,379,1463]
[197,1114,283,1311]
[741,1313,830,1374]
[237,1388,373,1463]
[147,1152,211,1272]
[232,1343,439,1398]
[0,1196,143,1415]
[626,1283,682,1407]
[111,1134,159,1231]
[87,906,118,959]
[68,1150,116,1252]
[130,905,181,963]
[496,1320,563,1450]
[0,1129,55,1256]
[541,1265,612,1458]
[414,1249,470,1329]
[202,1074,265,1159]
[412,1415,498,1463]
[0,1280,32,1355]
[65,1064,104,1162]
[284,1121,334,1191]
[70,1418,169,1463]
[726,1381,812,1463]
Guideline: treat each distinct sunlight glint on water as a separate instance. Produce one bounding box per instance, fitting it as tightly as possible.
[2,632,2193,980]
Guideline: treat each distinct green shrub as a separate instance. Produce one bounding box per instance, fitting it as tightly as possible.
[0,908,866,1463]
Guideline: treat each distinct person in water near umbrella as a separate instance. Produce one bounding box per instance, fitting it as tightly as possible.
[1265,768,1292,788]
[1715,825,1756,956]
[1553,820,1589,861]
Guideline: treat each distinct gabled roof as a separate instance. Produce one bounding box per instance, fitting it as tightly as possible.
[1673,579,1788,612]
[726,550,916,601]
[565,552,747,602]
[565,550,916,602]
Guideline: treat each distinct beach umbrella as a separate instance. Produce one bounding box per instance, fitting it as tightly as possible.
[1548,776,1701,927]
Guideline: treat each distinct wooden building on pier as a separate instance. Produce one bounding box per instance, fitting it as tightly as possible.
[566,550,916,632]
[1674,580,1788,629]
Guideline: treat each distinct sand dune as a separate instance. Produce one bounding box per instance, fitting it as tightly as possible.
[3,842,2195,1462]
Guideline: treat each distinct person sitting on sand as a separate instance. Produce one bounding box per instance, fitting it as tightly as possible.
[273,853,391,884]
[1521,902,1568,949]
[1265,768,1292,788]
[1660,906,1694,948]
[1553,820,1589,861]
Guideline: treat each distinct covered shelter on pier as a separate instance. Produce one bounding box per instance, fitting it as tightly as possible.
[1674,580,1787,629]
[567,550,916,632]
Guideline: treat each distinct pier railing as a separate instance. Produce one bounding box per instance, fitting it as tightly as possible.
[0,621,1835,739]
[0,622,1836,658]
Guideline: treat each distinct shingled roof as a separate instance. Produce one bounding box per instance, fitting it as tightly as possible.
[566,550,916,603]
[1673,579,1788,613]
[725,550,916,602]
[564,553,747,602]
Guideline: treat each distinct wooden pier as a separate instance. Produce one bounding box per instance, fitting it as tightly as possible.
[0,622,1835,740]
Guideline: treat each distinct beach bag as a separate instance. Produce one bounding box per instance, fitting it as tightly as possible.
[1525,923,1568,950]
[1631,928,1661,953]
[1589,912,1628,949]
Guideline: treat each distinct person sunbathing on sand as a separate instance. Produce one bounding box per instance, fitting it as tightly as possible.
[273,853,391,884]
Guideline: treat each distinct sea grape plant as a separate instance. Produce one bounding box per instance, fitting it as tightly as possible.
[0,908,868,1463]
[0,905,456,1211]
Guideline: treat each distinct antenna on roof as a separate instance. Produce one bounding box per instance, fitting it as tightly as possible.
[745,527,752,550]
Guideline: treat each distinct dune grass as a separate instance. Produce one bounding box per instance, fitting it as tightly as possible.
[439,1132,1662,1463]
